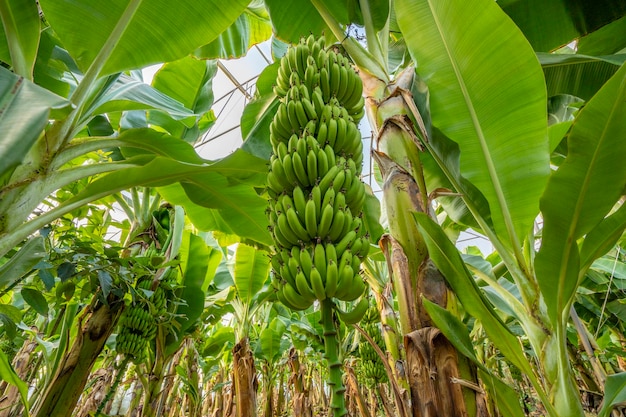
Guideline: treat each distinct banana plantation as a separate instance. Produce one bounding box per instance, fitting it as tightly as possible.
[2,1,626,416]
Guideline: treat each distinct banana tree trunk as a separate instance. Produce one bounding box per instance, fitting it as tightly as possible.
[32,295,124,417]
[232,337,258,417]
[0,339,37,417]
[261,362,274,417]
[287,347,311,417]
[364,67,486,417]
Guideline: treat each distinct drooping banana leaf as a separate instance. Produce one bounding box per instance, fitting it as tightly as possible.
[577,15,626,55]
[412,213,533,377]
[264,0,352,43]
[599,372,626,417]
[0,67,69,183]
[0,0,40,79]
[535,62,626,326]
[499,0,626,52]
[38,0,249,76]
[149,56,218,141]
[397,0,549,252]
[539,52,626,100]
[234,243,270,306]
[195,1,273,60]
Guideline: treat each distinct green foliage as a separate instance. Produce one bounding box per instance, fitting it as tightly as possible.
[0,0,625,416]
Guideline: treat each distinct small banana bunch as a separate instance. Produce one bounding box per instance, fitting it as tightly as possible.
[267,35,369,313]
[116,268,175,362]
[357,305,388,386]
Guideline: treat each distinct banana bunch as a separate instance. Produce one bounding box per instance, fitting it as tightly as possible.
[273,35,364,119]
[267,35,370,314]
[115,270,176,362]
[357,305,388,386]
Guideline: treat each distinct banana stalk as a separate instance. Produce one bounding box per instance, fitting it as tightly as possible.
[320,299,347,417]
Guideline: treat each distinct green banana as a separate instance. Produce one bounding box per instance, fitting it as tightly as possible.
[312,87,325,116]
[299,247,313,279]
[335,230,357,254]
[281,283,313,310]
[316,146,330,178]
[286,207,310,242]
[313,242,327,278]
[272,223,293,248]
[330,62,340,96]
[292,185,307,219]
[336,296,369,324]
[295,100,308,127]
[306,149,318,185]
[317,203,335,239]
[302,97,317,120]
[325,241,338,265]
[325,259,338,298]
[281,153,298,186]
[337,269,366,302]
[311,185,322,218]
[317,120,328,145]
[309,266,326,301]
[295,270,316,301]
[331,169,346,194]
[276,212,301,245]
[326,118,338,148]
[320,66,330,102]
[318,165,340,195]
[327,209,346,242]
[287,100,300,132]
[291,152,310,187]
[304,198,318,238]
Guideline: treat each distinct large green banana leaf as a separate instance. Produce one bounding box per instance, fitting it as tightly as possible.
[256,317,288,363]
[535,62,626,326]
[412,213,534,377]
[580,203,626,272]
[240,61,279,160]
[0,236,45,289]
[0,0,40,78]
[539,52,626,100]
[195,1,272,60]
[88,73,196,124]
[396,0,549,252]
[0,148,271,257]
[0,350,28,412]
[599,372,626,417]
[38,0,249,76]
[577,15,626,55]
[165,231,221,356]
[264,0,350,43]
[234,243,270,305]
[499,0,626,52]
[149,56,217,141]
[0,67,69,183]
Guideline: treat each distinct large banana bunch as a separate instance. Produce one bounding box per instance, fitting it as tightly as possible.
[267,35,369,311]
[116,268,176,363]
